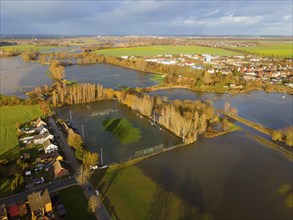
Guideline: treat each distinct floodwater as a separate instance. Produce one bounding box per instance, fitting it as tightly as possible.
[136,131,293,219]
[65,64,156,89]
[2,56,292,219]
[0,56,156,96]
[149,89,293,129]
[54,100,180,164]
[0,56,51,97]
[55,99,293,219]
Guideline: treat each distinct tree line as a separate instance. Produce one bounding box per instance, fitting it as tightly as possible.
[51,83,217,144]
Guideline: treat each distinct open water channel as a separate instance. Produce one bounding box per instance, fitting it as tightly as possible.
[1,56,292,219]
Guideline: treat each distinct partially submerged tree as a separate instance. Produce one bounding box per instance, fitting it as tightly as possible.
[49,60,65,80]
[82,151,99,168]
[67,132,83,149]
[272,129,283,141]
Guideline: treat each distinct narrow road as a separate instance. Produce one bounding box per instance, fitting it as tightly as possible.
[49,116,111,220]
[48,116,80,172]
[84,181,111,220]
[0,177,77,205]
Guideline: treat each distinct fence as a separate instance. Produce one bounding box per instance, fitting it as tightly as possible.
[134,144,164,158]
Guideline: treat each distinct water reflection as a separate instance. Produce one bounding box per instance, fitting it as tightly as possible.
[149,89,293,129]
[136,131,292,219]
[54,100,180,164]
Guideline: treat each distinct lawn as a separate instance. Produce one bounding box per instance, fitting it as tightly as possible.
[96,45,241,57]
[233,41,293,58]
[0,105,43,159]
[58,185,96,220]
[0,177,13,197]
[0,44,56,52]
[103,118,141,145]
[91,163,190,220]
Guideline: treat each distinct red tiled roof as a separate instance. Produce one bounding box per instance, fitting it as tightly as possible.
[9,204,19,217]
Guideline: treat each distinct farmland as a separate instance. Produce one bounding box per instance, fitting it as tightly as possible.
[91,163,211,220]
[0,44,56,52]
[0,105,43,159]
[232,41,293,58]
[95,45,241,57]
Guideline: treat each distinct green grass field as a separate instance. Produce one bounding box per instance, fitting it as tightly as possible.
[59,186,96,220]
[103,118,141,145]
[0,105,43,159]
[96,45,241,57]
[91,163,210,220]
[0,44,56,52]
[233,41,293,58]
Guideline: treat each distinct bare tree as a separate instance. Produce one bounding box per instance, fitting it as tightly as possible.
[88,195,99,213]
[76,165,90,186]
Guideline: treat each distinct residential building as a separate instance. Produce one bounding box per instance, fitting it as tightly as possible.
[33,133,54,145]
[52,161,69,178]
[8,205,18,220]
[35,118,47,128]
[43,139,58,154]
[37,124,49,135]
[39,152,63,163]
[0,204,8,220]
[27,189,52,218]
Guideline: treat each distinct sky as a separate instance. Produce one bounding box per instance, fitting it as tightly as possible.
[1,0,292,36]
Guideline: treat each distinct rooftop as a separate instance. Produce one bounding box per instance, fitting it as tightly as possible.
[27,189,51,212]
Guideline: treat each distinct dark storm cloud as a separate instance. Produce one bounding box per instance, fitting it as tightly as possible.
[1,0,292,35]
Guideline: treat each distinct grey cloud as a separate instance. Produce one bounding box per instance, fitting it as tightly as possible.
[1,0,292,35]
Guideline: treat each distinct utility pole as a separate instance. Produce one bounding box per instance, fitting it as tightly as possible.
[69,109,72,123]
[82,124,85,139]
[101,148,103,166]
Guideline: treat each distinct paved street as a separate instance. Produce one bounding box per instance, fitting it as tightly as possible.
[49,116,111,220]
[84,181,111,220]
[0,177,77,205]
[48,116,80,172]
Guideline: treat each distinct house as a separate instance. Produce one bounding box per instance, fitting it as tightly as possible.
[17,202,28,217]
[35,118,47,128]
[27,189,52,218]
[0,204,8,220]
[37,124,49,135]
[22,126,37,134]
[52,161,69,178]
[39,152,63,163]
[19,136,34,144]
[33,133,54,145]
[8,204,18,219]
[43,139,58,154]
